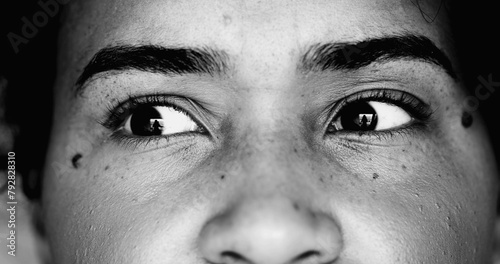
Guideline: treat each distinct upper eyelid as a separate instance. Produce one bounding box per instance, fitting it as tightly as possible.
[332,89,430,116]
[100,94,205,131]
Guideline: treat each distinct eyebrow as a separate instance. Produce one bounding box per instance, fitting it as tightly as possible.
[300,34,456,78]
[75,34,455,94]
[75,45,229,92]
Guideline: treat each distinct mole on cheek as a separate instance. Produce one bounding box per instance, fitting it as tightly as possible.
[461,111,473,128]
[71,153,82,169]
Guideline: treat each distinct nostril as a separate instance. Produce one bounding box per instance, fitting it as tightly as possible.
[221,251,253,264]
[204,251,253,264]
[294,250,320,261]
[291,250,321,264]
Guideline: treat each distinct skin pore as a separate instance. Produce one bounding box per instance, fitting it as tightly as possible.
[40,0,498,263]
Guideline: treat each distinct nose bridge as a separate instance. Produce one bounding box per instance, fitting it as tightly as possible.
[217,110,327,228]
[198,88,344,264]
[213,83,320,199]
[232,118,307,185]
[238,90,306,159]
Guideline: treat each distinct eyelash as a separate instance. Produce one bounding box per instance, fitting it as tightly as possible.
[326,89,433,139]
[101,89,432,148]
[101,94,207,146]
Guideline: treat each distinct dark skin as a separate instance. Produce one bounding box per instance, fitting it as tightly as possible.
[1,0,499,264]
[34,1,499,264]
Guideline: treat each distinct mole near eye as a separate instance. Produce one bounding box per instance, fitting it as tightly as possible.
[71,153,82,169]
[461,111,473,128]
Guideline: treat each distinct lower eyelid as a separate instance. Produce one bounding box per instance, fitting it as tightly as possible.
[108,129,202,150]
[324,126,419,146]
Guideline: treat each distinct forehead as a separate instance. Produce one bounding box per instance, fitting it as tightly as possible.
[57,0,452,87]
[64,0,448,41]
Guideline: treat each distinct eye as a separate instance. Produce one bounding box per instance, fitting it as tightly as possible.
[326,89,432,134]
[123,105,199,136]
[329,101,411,132]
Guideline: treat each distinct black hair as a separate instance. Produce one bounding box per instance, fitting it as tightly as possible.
[1,0,57,199]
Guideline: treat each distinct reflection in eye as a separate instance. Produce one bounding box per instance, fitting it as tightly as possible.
[330,101,412,132]
[123,105,199,136]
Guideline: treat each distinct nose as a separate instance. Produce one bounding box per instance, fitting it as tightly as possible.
[199,197,342,264]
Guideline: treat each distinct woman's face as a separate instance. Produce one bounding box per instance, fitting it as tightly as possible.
[42,0,498,263]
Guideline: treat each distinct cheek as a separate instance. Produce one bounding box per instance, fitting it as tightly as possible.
[41,139,213,263]
[325,139,495,263]
[40,116,498,264]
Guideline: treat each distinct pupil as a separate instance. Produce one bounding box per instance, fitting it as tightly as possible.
[340,101,377,131]
[130,106,163,136]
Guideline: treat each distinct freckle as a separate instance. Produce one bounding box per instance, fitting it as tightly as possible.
[330,174,333,179]
[220,174,225,180]
[372,173,379,180]
[320,177,324,183]
[120,176,124,179]
[402,164,407,170]
[292,202,300,211]
[71,153,82,169]
[223,14,232,25]
[461,111,473,128]
[104,165,109,171]
[293,148,298,153]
